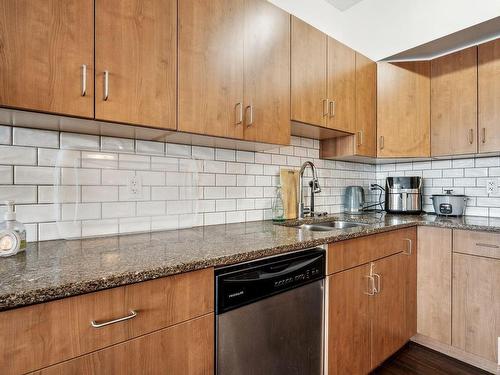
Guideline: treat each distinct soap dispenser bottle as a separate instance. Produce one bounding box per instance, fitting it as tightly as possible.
[0,201,27,257]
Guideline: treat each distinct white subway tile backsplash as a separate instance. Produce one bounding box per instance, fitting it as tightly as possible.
[15,166,59,185]
[38,186,80,203]
[151,186,179,201]
[465,168,488,177]
[136,140,165,155]
[204,212,225,225]
[82,219,118,237]
[60,133,99,151]
[101,137,135,153]
[0,145,37,165]
[236,151,254,163]
[62,203,101,221]
[152,215,178,231]
[452,159,475,168]
[167,200,193,215]
[39,222,81,241]
[0,166,13,184]
[82,151,118,169]
[137,171,165,186]
[38,149,80,167]
[226,210,246,223]
[227,187,246,199]
[216,199,236,212]
[137,201,166,216]
[82,186,119,202]
[255,153,272,164]
[119,217,151,233]
[119,154,150,170]
[101,169,135,185]
[102,202,136,218]
[14,128,59,148]
[16,204,60,223]
[151,156,178,171]
[216,149,236,162]
[216,174,236,186]
[192,146,214,160]
[226,162,245,174]
[166,143,191,158]
[0,125,12,144]
[237,175,255,187]
[0,186,37,204]
[204,186,225,199]
[204,160,226,173]
[61,168,100,185]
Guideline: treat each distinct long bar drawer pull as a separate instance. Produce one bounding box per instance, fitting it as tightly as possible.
[91,310,137,328]
[475,242,499,249]
[364,275,376,296]
[373,273,381,294]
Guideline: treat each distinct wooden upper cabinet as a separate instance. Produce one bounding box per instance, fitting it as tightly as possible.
[431,46,478,156]
[377,61,430,158]
[327,38,356,133]
[178,0,244,139]
[291,17,328,128]
[354,52,377,157]
[243,0,290,145]
[95,0,176,129]
[478,38,500,153]
[0,0,94,118]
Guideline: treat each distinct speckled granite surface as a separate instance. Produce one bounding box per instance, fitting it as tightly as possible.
[1,213,500,311]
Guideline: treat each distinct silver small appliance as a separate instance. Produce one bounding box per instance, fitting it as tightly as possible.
[385,177,423,214]
[344,186,365,213]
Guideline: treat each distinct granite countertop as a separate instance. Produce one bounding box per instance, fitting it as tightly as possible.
[1,213,500,311]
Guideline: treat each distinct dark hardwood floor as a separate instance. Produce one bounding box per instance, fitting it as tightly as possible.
[371,342,491,375]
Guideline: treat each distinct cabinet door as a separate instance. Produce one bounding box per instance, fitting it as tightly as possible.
[327,38,356,133]
[95,0,176,129]
[431,46,478,156]
[371,253,407,368]
[178,0,244,139]
[327,264,372,375]
[416,227,452,344]
[377,61,430,157]
[0,0,93,117]
[243,0,290,145]
[478,38,500,153]
[403,228,417,340]
[453,253,500,363]
[32,314,214,375]
[355,52,377,157]
[291,17,328,128]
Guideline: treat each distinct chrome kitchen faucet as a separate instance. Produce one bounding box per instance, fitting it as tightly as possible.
[298,161,321,219]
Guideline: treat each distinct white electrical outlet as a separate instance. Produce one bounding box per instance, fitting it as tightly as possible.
[486,179,499,195]
[127,175,143,199]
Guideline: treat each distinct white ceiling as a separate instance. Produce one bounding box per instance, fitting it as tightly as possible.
[269,0,500,61]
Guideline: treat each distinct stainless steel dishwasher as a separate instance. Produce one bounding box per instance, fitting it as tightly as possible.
[215,248,325,375]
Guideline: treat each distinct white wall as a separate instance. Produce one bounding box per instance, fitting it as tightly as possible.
[269,0,500,61]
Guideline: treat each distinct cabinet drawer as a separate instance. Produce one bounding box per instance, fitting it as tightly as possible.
[453,230,500,259]
[327,227,416,274]
[0,268,213,375]
[31,313,214,375]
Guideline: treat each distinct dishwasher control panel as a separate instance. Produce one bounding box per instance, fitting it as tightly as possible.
[215,248,325,314]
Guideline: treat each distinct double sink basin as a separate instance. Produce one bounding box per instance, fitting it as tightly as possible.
[294,220,371,232]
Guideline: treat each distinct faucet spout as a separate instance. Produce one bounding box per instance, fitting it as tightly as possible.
[298,161,321,219]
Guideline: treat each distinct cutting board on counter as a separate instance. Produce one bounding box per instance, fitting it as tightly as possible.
[280,168,299,219]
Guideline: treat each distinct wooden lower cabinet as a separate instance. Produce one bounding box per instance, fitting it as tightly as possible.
[31,314,214,375]
[416,227,452,344]
[327,264,372,375]
[452,253,500,364]
[327,244,416,374]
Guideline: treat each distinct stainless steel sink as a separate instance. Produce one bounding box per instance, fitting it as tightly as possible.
[298,221,370,232]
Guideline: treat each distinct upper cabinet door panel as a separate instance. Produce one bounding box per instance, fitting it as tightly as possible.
[291,17,328,128]
[355,52,377,157]
[178,0,244,139]
[95,0,176,129]
[0,0,94,118]
[377,61,430,158]
[478,38,500,154]
[327,38,356,133]
[243,0,290,145]
[431,46,478,156]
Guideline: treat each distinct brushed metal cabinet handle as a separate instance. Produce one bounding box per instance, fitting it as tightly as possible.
[373,273,381,294]
[103,70,109,101]
[91,310,137,328]
[380,135,385,150]
[329,100,335,118]
[364,275,376,296]
[246,105,253,127]
[235,103,243,125]
[404,238,413,255]
[482,128,486,144]
[81,64,87,97]
[468,128,474,144]
[357,131,363,147]
[322,99,329,117]
[475,242,499,249]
